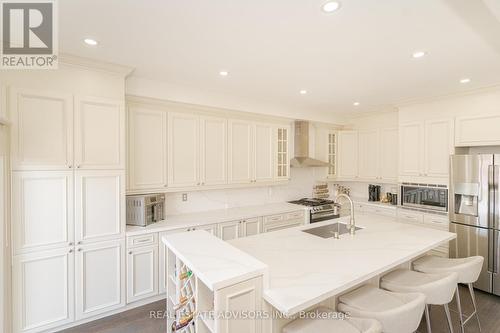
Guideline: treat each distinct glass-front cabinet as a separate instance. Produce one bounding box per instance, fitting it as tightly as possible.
[327,131,337,178]
[276,126,290,180]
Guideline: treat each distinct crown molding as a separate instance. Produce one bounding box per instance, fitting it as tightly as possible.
[58,53,135,77]
[395,83,500,107]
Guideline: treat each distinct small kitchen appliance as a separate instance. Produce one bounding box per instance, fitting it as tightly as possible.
[368,185,381,202]
[126,194,165,226]
[288,198,340,223]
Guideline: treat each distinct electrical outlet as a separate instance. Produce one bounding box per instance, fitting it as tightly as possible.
[182,193,188,202]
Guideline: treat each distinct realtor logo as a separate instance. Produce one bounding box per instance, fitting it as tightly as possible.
[1,0,58,69]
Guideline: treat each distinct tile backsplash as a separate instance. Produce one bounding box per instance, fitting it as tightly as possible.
[165,168,323,215]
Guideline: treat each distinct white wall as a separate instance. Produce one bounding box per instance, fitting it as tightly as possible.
[165,168,324,215]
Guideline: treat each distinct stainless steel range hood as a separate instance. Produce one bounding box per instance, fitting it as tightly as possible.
[290,121,331,168]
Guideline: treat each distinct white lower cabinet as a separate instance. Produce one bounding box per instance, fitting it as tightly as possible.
[241,217,261,237]
[262,211,305,233]
[397,209,424,225]
[75,239,125,320]
[126,244,158,303]
[219,220,242,241]
[13,247,74,333]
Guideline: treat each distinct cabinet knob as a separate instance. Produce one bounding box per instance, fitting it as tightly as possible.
[77,241,82,245]
[128,251,132,255]
[77,248,82,252]
[68,242,73,246]
[77,165,81,169]
[69,249,73,253]
[68,165,72,169]
[164,184,168,188]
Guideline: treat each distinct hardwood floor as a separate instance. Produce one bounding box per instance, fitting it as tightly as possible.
[61,286,500,333]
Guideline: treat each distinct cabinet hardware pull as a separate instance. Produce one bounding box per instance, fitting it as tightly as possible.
[77,248,82,252]
[68,242,73,246]
[68,165,72,168]
[129,251,132,255]
[69,249,73,253]
[77,241,82,245]
[77,165,81,168]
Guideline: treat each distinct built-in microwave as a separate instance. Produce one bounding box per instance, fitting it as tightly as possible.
[401,184,448,212]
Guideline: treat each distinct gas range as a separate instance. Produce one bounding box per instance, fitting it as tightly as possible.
[288,198,341,223]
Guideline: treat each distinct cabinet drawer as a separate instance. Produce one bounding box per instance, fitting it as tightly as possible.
[285,211,305,220]
[397,210,424,224]
[424,215,449,231]
[242,217,259,224]
[264,221,302,233]
[263,214,284,224]
[363,206,397,218]
[127,233,158,248]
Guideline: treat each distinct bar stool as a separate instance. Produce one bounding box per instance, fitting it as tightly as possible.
[337,285,426,333]
[381,269,458,333]
[282,307,382,333]
[413,255,484,333]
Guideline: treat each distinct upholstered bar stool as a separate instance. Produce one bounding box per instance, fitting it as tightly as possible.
[337,285,426,333]
[282,307,382,333]
[413,255,484,333]
[381,269,458,333]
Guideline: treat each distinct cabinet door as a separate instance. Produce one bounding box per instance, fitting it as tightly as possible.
[168,113,199,187]
[127,245,158,303]
[358,130,379,180]
[197,223,219,237]
[254,123,273,182]
[379,128,398,181]
[241,217,261,237]
[327,131,337,178]
[127,106,167,190]
[75,170,125,244]
[399,122,424,176]
[218,220,241,241]
[0,84,7,122]
[74,96,125,169]
[228,120,253,184]
[200,116,227,186]
[12,171,74,254]
[424,119,453,178]
[215,277,262,333]
[337,131,358,179]
[75,240,125,319]
[275,126,291,180]
[10,88,73,170]
[13,247,74,333]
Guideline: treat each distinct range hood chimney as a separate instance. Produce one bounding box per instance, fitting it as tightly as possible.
[290,120,331,168]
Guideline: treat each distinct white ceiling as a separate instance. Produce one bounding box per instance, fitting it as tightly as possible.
[59,0,500,120]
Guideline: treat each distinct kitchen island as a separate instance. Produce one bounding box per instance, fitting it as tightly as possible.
[162,214,456,333]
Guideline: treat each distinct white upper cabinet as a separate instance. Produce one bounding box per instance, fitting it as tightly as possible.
[399,122,424,176]
[74,170,125,244]
[200,116,227,186]
[399,119,453,182]
[74,96,125,170]
[12,171,74,254]
[455,114,500,147]
[337,131,359,179]
[11,88,73,170]
[275,126,291,180]
[13,247,75,333]
[379,128,398,182]
[424,119,453,177]
[228,120,253,184]
[127,106,167,190]
[254,123,274,183]
[75,239,125,320]
[168,112,200,187]
[357,129,379,180]
[327,131,337,179]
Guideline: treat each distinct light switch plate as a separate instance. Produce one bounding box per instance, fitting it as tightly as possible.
[182,193,188,202]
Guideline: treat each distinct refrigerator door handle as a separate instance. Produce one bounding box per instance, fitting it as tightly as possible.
[488,165,495,229]
[495,165,500,231]
[489,229,496,273]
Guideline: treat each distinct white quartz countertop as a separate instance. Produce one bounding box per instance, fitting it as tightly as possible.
[162,230,268,291]
[351,197,397,210]
[229,214,456,316]
[126,202,306,236]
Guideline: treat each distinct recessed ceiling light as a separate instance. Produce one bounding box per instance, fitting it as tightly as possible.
[219,71,229,76]
[322,1,341,13]
[412,51,426,58]
[299,90,308,95]
[460,78,471,84]
[83,38,98,46]
[353,102,360,106]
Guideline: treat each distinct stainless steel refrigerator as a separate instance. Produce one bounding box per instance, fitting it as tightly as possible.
[450,154,500,294]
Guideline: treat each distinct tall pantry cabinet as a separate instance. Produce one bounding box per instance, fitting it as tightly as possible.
[10,88,126,333]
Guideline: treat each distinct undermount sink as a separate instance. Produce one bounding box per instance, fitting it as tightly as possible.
[302,223,363,239]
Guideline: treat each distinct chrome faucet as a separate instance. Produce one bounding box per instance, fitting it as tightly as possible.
[335,194,356,235]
